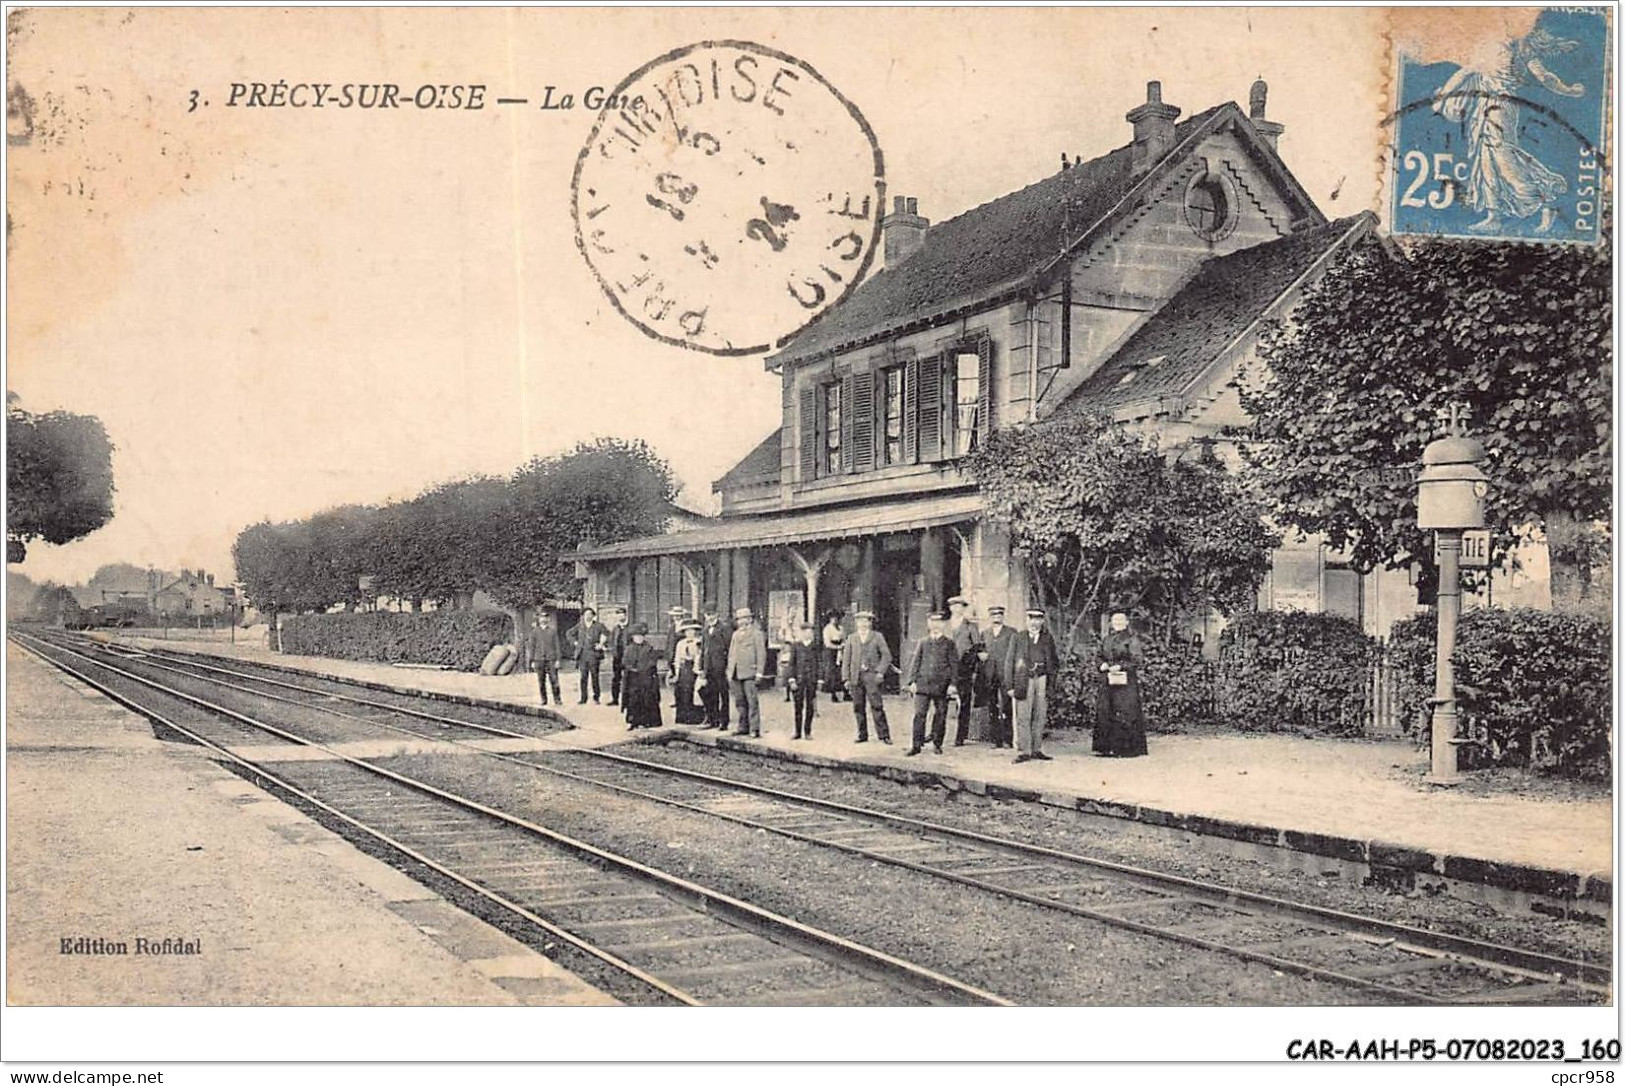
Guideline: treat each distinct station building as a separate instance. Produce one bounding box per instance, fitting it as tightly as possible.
[577,79,1535,663]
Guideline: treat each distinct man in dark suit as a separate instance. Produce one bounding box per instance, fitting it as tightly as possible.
[607,605,629,706]
[524,609,562,706]
[1004,607,1061,763]
[945,595,981,746]
[905,612,957,755]
[978,605,1016,748]
[726,607,768,737]
[784,620,822,740]
[840,610,892,744]
[699,602,732,730]
[574,607,609,705]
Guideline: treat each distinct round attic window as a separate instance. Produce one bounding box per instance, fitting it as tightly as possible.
[1184,171,1238,242]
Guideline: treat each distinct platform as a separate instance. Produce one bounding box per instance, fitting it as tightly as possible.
[5,639,616,1006]
[116,634,1614,907]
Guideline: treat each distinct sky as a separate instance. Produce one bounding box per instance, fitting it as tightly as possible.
[6,6,1403,586]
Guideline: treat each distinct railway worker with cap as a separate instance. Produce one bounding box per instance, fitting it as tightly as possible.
[784,619,822,740]
[726,607,769,738]
[1004,607,1060,763]
[699,602,732,730]
[840,610,892,744]
[945,595,981,746]
[607,605,629,707]
[573,607,609,705]
[672,620,706,725]
[524,608,563,706]
[620,623,664,730]
[979,605,1016,748]
[905,612,956,755]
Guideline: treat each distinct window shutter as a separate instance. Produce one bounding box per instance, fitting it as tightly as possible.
[977,335,994,440]
[839,373,856,474]
[799,385,817,481]
[851,370,875,472]
[903,356,919,463]
[917,354,943,461]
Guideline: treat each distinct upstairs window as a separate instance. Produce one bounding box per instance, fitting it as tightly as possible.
[823,379,843,475]
[953,350,981,455]
[882,365,906,465]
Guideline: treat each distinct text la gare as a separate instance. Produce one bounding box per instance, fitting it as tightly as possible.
[540,85,644,111]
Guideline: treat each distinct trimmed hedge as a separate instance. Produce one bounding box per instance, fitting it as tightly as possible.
[1056,636,1218,734]
[1388,608,1611,781]
[1216,611,1378,736]
[280,610,513,670]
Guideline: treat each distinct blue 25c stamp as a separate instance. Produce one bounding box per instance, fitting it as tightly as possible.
[1391,8,1610,244]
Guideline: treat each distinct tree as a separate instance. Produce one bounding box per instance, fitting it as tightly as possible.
[364,477,508,609]
[967,412,1277,652]
[483,437,678,609]
[304,504,378,611]
[1244,237,1611,612]
[233,520,324,617]
[7,397,116,562]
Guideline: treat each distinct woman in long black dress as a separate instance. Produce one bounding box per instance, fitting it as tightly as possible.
[1094,612,1148,757]
[672,621,706,725]
[622,623,664,730]
[821,611,847,703]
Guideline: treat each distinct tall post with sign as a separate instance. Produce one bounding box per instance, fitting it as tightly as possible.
[1415,406,1490,785]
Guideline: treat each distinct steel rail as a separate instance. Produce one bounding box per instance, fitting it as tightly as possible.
[111,634,1610,995]
[19,632,1011,1008]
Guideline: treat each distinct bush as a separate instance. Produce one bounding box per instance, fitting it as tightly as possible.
[1052,635,1218,734]
[1385,612,1438,738]
[1216,611,1378,736]
[1388,608,1611,780]
[280,610,514,670]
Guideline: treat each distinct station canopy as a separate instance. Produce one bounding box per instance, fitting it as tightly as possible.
[577,492,985,561]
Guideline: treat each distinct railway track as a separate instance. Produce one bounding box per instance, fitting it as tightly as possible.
[13,631,1009,1008]
[25,630,1611,1006]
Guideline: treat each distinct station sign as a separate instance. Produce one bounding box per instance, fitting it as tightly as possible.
[1436,529,1491,568]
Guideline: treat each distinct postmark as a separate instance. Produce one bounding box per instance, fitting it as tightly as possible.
[1388,7,1609,244]
[572,40,886,356]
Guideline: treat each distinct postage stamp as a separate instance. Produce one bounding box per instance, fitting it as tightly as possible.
[572,40,886,356]
[1389,6,1610,244]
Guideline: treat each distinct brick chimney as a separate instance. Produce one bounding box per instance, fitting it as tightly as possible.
[1125,80,1182,175]
[1248,76,1284,152]
[881,196,928,268]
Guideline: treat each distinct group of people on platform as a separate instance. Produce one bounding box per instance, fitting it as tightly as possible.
[521,597,1149,762]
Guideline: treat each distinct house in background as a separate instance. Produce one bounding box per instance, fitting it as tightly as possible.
[153,569,230,618]
[579,78,1535,660]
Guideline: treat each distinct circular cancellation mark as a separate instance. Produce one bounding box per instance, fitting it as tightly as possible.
[572,40,887,357]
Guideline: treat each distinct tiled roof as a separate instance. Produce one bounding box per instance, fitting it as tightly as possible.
[1060,213,1374,416]
[767,102,1316,367]
[712,428,782,491]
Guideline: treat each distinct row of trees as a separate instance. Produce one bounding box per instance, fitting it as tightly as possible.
[232,437,677,624]
[970,236,1611,650]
